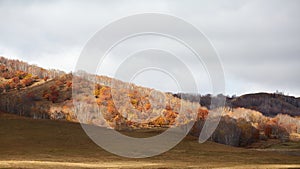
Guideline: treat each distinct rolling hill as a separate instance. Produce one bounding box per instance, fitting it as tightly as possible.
[1,56,300,147]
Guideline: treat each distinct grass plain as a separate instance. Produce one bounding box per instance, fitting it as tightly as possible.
[0,112,300,169]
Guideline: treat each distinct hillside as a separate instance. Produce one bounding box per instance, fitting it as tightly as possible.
[1,56,300,147]
[1,112,300,169]
[0,56,205,128]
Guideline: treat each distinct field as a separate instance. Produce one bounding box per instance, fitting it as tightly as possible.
[0,113,300,169]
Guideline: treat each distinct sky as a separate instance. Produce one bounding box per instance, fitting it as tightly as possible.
[0,0,299,96]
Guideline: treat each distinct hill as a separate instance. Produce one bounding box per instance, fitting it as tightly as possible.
[0,56,205,128]
[173,92,300,117]
[230,93,300,117]
[1,56,300,147]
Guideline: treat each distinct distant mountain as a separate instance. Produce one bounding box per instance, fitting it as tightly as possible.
[173,92,300,117]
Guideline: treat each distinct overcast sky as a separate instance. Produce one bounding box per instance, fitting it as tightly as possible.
[0,0,299,96]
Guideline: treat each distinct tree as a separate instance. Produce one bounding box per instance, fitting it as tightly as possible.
[12,77,19,83]
[264,125,272,138]
[15,83,21,91]
[4,83,10,92]
[144,103,151,110]
[0,85,4,93]
[237,118,259,146]
[66,81,72,88]
[153,116,167,126]
[107,100,117,115]
[49,85,59,103]
[198,108,209,120]
[21,76,34,87]
[44,76,49,81]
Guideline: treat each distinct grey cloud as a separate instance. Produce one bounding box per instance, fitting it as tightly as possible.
[0,0,299,96]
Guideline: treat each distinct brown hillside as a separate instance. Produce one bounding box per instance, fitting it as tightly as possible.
[1,56,300,147]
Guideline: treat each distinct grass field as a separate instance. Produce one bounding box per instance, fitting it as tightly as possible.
[0,113,300,168]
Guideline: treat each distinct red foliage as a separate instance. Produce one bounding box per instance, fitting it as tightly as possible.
[21,77,34,87]
[12,77,20,83]
[66,81,72,88]
[16,71,27,79]
[107,100,116,114]
[43,76,49,81]
[2,72,14,79]
[198,108,209,120]
[144,103,151,110]
[47,85,60,103]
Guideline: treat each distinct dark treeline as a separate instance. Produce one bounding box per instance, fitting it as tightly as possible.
[173,92,300,117]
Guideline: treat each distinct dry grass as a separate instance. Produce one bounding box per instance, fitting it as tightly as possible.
[0,112,300,168]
